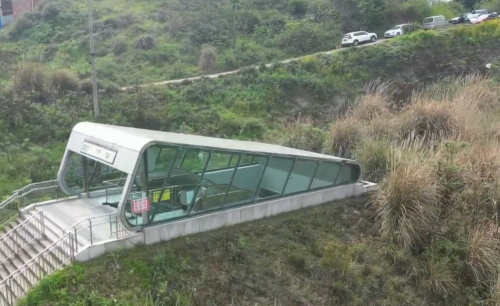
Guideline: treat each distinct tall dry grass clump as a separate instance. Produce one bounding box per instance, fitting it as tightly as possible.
[417,256,458,297]
[452,74,500,113]
[199,45,217,74]
[49,69,80,93]
[323,118,363,158]
[455,144,500,219]
[12,62,46,95]
[465,222,500,285]
[396,101,459,143]
[355,138,390,182]
[265,117,325,152]
[351,80,393,122]
[372,159,441,251]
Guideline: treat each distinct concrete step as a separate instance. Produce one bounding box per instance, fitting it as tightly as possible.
[0,288,9,306]
[0,207,81,305]
[40,209,87,250]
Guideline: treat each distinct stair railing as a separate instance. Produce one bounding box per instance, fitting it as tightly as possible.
[0,211,45,264]
[0,232,76,305]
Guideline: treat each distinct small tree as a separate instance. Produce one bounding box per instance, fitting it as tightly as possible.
[199,45,217,74]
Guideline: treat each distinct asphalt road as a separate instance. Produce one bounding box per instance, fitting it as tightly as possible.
[120,38,387,91]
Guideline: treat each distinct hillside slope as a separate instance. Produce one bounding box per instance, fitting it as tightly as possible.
[0,0,464,86]
[1,21,500,196]
[20,197,430,306]
[16,21,500,306]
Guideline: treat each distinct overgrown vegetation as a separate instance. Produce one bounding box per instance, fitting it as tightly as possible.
[2,19,500,196]
[4,2,500,303]
[20,73,500,305]
[0,0,464,86]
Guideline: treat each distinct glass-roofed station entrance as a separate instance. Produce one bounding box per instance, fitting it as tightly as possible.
[57,122,363,231]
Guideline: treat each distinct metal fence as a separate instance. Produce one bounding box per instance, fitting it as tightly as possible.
[0,211,45,264]
[0,232,76,305]
[0,181,68,230]
[65,213,131,253]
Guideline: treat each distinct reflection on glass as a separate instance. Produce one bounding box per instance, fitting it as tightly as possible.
[310,161,342,189]
[335,163,361,185]
[284,159,318,195]
[118,143,362,228]
[221,154,265,209]
[258,157,294,199]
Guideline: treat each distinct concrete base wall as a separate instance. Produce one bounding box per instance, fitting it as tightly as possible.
[75,233,145,262]
[143,182,365,245]
[74,182,373,262]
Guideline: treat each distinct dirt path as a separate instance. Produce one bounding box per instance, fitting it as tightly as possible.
[119,39,387,91]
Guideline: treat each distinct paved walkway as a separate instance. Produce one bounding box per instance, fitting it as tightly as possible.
[120,39,387,90]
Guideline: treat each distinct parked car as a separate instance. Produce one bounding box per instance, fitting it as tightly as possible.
[450,14,472,24]
[341,31,377,47]
[450,9,489,23]
[423,15,448,30]
[384,23,419,38]
[471,9,489,15]
[469,13,497,24]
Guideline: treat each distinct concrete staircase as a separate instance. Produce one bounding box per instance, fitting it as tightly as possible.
[0,208,83,305]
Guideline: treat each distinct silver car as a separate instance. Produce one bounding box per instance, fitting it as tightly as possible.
[423,15,448,30]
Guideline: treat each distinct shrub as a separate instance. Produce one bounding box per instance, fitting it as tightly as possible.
[289,0,309,18]
[452,74,500,114]
[456,144,500,218]
[356,138,390,182]
[465,222,500,285]
[323,118,362,158]
[11,15,34,35]
[267,117,326,152]
[12,63,46,95]
[166,17,184,35]
[199,45,217,74]
[104,14,136,29]
[417,256,458,297]
[365,116,397,140]
[49,69,80,93]
[135,35,155,50]
[157,9,171,22]
[221,53,239,71]
[396,101,458,143]
[372,160,441,251]
[351,93,392,122]
[41,2,59,20]
[112,37,128,56]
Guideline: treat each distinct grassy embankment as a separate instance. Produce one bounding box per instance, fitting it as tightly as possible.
[2,20,500,196]
[16,20,500,306]
[0,0,464,87]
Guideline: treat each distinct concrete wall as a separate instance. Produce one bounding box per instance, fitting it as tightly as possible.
[74,182,374,262]
[75,233,145,262]
[12,0,40,18]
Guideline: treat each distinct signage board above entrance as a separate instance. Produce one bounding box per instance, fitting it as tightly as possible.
[80,141,117,164]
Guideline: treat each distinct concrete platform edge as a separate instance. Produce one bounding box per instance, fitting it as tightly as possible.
[74,182,375,262]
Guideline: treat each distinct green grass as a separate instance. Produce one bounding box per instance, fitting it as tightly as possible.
[2,20,500,197]
[0,0,464,86]
[18,197,430,306]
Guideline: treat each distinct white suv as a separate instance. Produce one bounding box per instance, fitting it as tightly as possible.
[341,31,377,47]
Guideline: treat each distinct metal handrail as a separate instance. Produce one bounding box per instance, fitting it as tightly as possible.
[63,212,117,235]
[63,213,130,253]
[0,180,64,230]
[0,181,59,208]
[0,232,76,305]
[0,211,45,264]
